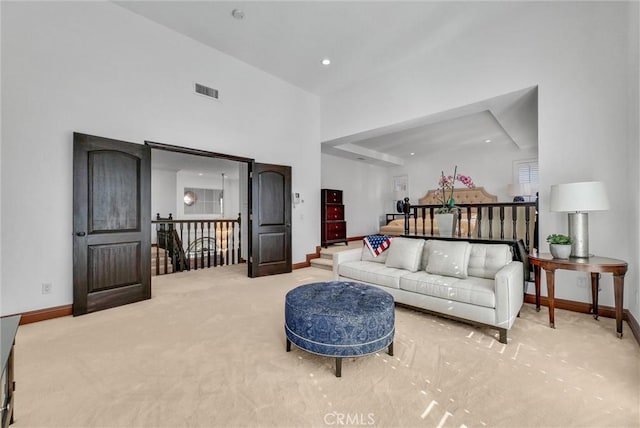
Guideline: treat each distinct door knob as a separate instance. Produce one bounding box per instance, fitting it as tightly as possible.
[76,232,86,236]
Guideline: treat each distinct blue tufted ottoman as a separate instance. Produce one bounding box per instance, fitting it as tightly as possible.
[285,281,395,377]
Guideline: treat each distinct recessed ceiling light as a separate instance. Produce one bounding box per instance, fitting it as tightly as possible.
[484,139,492,143]
[198,173,203,176]
[321,58,331,66]
[410,152,415,156]
[231,9,245,20]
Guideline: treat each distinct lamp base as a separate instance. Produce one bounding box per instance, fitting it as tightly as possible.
[568,212,589,258]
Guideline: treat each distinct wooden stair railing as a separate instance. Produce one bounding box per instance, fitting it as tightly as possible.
[152,213,242,275]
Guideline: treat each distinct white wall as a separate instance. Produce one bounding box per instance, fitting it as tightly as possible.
[175,171,239,220]
[0,1,320,315]
[321,154,388,237]
[628,1,640,321]
[321,2,638,313]
[152,169,178,221]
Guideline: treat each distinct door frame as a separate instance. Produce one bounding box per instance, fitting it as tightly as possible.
[145,141,256,275]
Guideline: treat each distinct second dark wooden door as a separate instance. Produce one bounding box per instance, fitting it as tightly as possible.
[249,163,292,277]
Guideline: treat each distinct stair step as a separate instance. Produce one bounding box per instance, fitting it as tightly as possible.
[151,264,174,275]
[310,257,333,271]
[319,251,334,260]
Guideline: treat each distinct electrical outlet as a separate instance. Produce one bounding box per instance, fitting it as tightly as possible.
[41,283,52,294]
[577,277,588,288]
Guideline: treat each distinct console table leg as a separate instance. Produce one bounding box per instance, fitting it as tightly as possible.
[534,265,541,312]
[544,269,556,328]
[591,272,600,320]
[614,274,625,338]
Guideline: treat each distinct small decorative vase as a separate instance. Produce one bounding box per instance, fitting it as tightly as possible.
[435,212,458,237]
[550,244,572,259]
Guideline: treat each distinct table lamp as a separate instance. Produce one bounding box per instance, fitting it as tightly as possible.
[549,181,610,258]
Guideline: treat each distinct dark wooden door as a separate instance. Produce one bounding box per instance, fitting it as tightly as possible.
[249,163,292,277]
[73,133,151,316]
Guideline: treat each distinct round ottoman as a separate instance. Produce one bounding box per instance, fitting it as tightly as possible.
[285,281,395,377]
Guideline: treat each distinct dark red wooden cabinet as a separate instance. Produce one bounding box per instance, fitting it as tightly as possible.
[321,189,348,248]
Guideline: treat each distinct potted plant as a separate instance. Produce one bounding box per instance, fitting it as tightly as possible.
[546,234,573,259]
[434,166,474,237]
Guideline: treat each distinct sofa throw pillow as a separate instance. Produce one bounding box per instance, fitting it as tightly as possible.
[425,240,472,279]
[361,235,393,263]
[419,239,433,271]
[385,237,425,272]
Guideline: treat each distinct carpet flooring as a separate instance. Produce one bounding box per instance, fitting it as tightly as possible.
[13,265,640,427]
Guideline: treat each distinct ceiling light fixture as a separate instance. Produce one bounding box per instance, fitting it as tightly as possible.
[484,139,492,143]
[410,152,415,156]
[321,58,331,66]
[231,9,245,20]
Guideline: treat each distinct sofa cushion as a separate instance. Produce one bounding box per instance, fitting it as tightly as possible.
[400,271,496,308]
[467,244,513,279]
[339,261,406,289]
[385,237,425,272]
[425,240,472,279]
[419,239,432,271]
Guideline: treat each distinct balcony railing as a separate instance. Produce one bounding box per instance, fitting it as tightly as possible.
[402,200,538,253]
[152,213,242,276]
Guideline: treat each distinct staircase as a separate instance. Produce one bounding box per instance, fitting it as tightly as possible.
[309,250,334,271]
[309,241,363,271]
[151,246,174,276]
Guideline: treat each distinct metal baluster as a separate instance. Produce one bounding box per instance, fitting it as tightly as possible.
[488,207,494,239]
[199,221,204,269]
[206,221,211,268]
[215,221,220,267]
[429,208,435,235]
[231,220,236,265]
[525,206,532,251]
[225,221,230,265]
[237,213,242,264]
[512,206,518,240]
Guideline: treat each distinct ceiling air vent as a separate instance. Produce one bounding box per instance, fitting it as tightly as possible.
[195,83,219,100]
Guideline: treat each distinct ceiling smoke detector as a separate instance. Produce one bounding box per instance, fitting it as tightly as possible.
[231,9,245,20]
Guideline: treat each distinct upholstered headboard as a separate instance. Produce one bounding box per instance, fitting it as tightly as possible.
[418,187,498,205]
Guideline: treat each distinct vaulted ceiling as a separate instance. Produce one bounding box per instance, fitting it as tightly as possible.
[116,1,537,167]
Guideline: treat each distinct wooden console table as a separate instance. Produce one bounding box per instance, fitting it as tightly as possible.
[528,253,627,337]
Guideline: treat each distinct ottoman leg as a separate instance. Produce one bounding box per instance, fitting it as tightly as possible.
[388,341,394,357]
[335,357,342,378]
[286,338,291,352]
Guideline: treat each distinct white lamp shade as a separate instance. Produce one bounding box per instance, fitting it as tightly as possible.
[549,181,610,212]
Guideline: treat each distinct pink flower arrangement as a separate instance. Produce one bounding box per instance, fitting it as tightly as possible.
[435,166,475,213]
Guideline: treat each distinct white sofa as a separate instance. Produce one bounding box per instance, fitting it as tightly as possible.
[333,237,524,343]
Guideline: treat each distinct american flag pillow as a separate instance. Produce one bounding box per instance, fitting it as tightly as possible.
[364,235,393,257]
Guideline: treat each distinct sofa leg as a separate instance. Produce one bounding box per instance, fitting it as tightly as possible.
[388,341,394,357]
[498,329,507,344]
